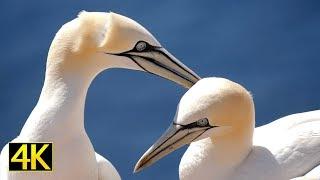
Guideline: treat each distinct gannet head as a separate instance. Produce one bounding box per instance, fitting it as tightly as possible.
[134,77,254,172]
[47,11,200,88]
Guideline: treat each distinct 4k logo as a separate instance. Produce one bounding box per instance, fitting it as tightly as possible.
[9,143,53,171]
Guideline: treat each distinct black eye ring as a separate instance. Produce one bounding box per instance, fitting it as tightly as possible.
[173,118,213,130]
[135,41,147,52]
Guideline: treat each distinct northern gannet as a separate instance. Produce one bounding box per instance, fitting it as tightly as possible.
[0,11,200,180]
[135,77,320,180]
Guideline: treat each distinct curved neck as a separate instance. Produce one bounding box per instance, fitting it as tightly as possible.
[19,55,100,141]
[208,99,256,175]
[183,124,254,179]
[210,127,253,169]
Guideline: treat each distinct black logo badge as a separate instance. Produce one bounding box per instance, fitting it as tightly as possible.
[9,143,53,171]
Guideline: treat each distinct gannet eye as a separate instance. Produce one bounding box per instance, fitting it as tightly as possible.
[135,41,147,52]
[197,118,209,127]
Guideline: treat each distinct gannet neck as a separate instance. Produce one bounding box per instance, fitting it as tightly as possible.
[135,78,319,179]
[19,49,100,142]
[1,11,202,180]
[134,78,256,176]
[180,124,254,179]
[208,106,255,167]
[180,78,255,179]
[18,8,201,145]
[210,125,253,165]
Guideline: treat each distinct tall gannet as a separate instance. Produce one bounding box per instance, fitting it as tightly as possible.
[135,77,320,180]
[0,11,200,180]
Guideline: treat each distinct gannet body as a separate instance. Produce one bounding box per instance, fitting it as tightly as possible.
[0,11,200,180]
[299,165,320,179]
[135,78,320,180]
[254,110,320,179]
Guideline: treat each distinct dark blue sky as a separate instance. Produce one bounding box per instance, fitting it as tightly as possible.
[1,1,319,179]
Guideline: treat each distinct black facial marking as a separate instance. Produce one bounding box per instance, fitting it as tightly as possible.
[133,41,155,52]
[142,118,217,163]
[148,118,216,160]
[104,40,196,84]
[173,118,217,130]
[174,117,213,136]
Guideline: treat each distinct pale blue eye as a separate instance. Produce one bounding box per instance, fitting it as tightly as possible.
[197,118,208,126]
[136,41,147,51]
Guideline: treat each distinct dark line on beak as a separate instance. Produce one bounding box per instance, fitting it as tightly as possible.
[127,56,149,73]
[150,124,183,154]
[140,130,190,166]
[153,48,200,81]
[106,52,153,74]
[140,127,212,169]
[105,52,195,85]
[134,55,195,84]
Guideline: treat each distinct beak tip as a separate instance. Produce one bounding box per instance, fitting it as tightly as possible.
[133,162,143,173]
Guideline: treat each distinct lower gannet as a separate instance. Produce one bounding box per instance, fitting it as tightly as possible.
[135,77,320,180]
[0,11,200,180]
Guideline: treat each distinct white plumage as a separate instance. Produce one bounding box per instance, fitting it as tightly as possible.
[254,110,320,179]
[135,77,320,180]
[0,11,200,180]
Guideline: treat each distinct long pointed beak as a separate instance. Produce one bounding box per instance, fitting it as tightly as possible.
[134,123,210,173]
[148,47,201,88]
[113,47,201,88]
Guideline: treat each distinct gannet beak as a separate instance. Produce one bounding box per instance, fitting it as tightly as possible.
[134,120,214,173]
[108,42,200,88]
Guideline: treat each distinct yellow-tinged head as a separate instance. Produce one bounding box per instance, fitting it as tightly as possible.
[134,77,255,172]
[47,11,200,88]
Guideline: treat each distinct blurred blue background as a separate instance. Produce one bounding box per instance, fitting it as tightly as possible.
[0,1,320,179]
